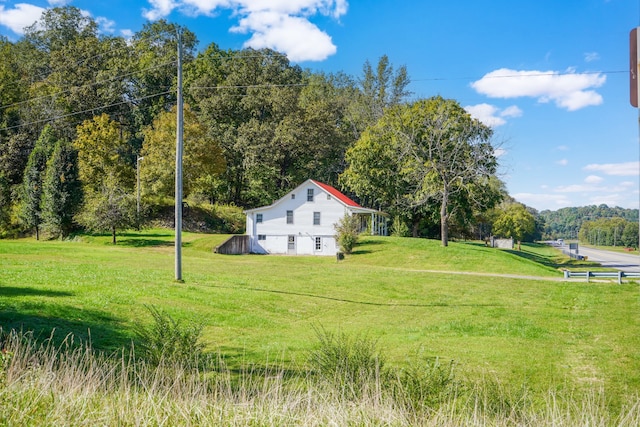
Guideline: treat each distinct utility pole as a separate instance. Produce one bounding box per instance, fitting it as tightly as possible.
[136,155,144,230]
[175,30,184,282]
[631,27,640,252]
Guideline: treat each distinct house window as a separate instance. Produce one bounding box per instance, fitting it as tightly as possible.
[327,195,331,200]
[258,234,266,240]
[315,237,322,251]
[291,194,295,199]
[307,188,314,202]
[313,212,321,225]
[286,210,293,224]
[256,213,263,223]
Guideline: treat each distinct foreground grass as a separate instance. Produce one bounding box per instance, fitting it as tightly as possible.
[2,328,640,426]
[1,231,639,415]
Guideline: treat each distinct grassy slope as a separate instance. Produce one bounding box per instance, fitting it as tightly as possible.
[1,231,638,401]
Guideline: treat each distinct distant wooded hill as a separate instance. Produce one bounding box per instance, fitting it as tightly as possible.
[538,205,639,240]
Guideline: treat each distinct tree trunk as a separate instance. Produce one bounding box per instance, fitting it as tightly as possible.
[412,219,420,238]
[112,226,116,245]
[440,197,448,247]
[35,225,39,241]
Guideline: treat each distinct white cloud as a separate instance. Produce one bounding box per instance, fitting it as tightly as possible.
[142,0,347,61]
[584,175,603,184]
[464,103,522,127]
[584,52,600,62]
[47,0,71,5]
[556,159,568,166]
[0,3,45,34]
[143,0,179,20]
[583,161,640,176]
[96,16,116,33]
[231,10,336,61]
[513,192,571,209]
[587,193,636,208]
[471,68,606,111]
[553,181,634,193]
[494,148,507,158]
[501,105,522,118]
[121,29,134,39]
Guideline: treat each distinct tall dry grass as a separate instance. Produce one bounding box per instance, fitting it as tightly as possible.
[1,328,639,426]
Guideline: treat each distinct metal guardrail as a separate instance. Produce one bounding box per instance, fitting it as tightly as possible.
[563,270,640,284]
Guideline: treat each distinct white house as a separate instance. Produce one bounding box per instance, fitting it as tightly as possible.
[244,179,387,256]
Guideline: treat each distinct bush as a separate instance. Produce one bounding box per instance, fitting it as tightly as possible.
[390,353,459,414]
[390,216,411,237]
[135,305,206,369]
[308,326,383,399]
[334,213,360,254]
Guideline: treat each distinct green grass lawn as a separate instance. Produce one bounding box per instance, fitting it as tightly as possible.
[1,231,639,404]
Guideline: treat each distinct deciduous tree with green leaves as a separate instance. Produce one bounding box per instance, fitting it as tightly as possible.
[140,105,225,201]
[492,203,536,250]
[74,114,134,193]
[342,96,500,245]
[76,176,136,245]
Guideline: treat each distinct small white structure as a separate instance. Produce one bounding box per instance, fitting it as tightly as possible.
[490,236,514,249]
[245,179,386,256]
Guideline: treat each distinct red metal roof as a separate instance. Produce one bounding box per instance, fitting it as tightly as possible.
[311,180,362,208]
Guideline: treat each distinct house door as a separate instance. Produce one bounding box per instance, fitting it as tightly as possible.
[287,235,296,254]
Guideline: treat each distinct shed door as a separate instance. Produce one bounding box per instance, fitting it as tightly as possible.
[287,235,296,254]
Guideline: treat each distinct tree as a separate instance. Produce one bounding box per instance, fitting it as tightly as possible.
[348,55,411,139]
[41,139,82,237]
[19,125,57,239]
[342,96,499,245]
[192,47,306,206]
[74,114,134,193]
[621,222,639,249]
[76,177,136,244]
[140,105,225,200]
[131,20,198,136]
[492,203,535,250]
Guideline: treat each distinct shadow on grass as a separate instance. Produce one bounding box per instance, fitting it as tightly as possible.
[117,239,173,248]
[0,286,73,298]
[351,238,388,255]
[505,247,601,270]
[209,284,502,308]
[119,232,173,238]
[0,304,132,352]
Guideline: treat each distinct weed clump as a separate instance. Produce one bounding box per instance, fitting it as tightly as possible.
[134,305,206,369]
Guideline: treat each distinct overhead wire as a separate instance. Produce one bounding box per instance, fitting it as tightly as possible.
[0,61,177,112]
[0,90,174,132]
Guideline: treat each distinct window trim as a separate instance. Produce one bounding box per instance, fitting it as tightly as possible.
[286,210,294,224]
[313,211,321,226]
[256,213,263,223]
[307,188,314,202]
[314,236,322,251]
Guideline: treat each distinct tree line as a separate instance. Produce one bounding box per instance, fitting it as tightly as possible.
[2,5,618,247]
[539,205,639,245]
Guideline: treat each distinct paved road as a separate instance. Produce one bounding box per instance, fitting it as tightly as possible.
[566,245,640,273]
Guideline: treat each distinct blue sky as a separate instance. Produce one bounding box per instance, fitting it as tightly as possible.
[1,0,638,212]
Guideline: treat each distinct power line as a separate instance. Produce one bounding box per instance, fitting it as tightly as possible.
[0,61,177,112]
[0,90,174,132]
